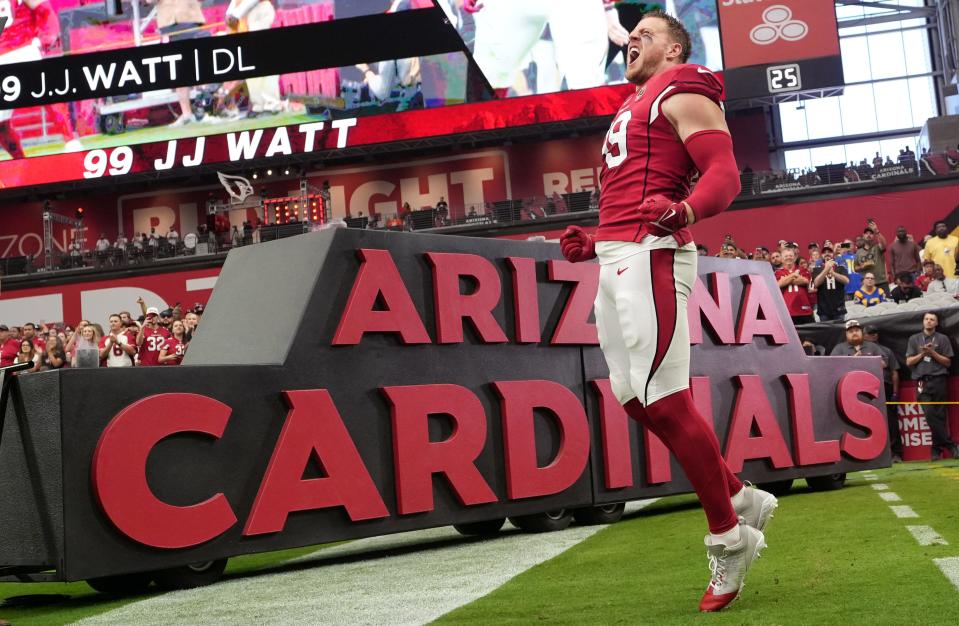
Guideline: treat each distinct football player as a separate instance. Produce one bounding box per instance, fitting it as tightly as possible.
[559,10,777,612]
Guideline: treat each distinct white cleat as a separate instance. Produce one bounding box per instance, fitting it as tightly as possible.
[699,524,766,612]
[64,138,84,153]
[734,482,778,532]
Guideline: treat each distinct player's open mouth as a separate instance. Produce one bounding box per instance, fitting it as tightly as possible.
[628,47,640,65]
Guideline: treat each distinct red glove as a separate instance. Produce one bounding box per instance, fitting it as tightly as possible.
[463,0,484,13]
[560,225,596,263]
[639,195,689,237]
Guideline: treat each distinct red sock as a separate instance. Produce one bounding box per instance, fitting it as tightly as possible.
[624,390,743,534]
[0,121,25,159]
[45,103,78,142]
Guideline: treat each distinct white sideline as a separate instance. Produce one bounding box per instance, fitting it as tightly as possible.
[890,505,919,518]
[74,501,657,626]
[878,492,902,502]
[906,525,948,546]
[933,557,959,592]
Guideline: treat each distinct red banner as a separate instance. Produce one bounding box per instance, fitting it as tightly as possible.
[718,0,840,69]
[0,85,629,190]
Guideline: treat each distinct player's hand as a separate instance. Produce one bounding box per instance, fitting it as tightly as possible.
[463,0,484,14]
[639,195,689,237]
[560,225,596,263]
[226,15,240,31]
[606,8,629,47]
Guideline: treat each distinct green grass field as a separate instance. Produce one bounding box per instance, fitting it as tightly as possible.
[2,462,958,625]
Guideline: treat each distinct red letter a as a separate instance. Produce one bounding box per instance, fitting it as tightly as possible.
[244,390,388,535]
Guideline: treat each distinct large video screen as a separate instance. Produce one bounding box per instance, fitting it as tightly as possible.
[0,1,725,190]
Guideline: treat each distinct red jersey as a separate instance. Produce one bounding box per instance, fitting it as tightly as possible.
[160,336,186,365]
[139,326,171,366]
[0,0,57,56]
[775,266,814,318]
[597,64,725,243]
[0,337,19,366]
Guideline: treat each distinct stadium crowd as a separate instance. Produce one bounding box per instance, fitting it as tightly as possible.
[703,218,959,326]
[0,300,203,372]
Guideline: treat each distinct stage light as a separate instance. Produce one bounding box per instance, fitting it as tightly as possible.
[284,168,291,176]
[266,169,273,176]
[75,207,85,219]
[252,172,259,179]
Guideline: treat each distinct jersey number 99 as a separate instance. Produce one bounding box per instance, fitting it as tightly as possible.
[603,110,631,168]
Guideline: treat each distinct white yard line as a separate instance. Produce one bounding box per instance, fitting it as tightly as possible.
[878,492,902,502]
[871,483,889,491]
[905,525,949,546]
[862,474,879,481]
[890,505,919,518]
[74,501,656,626]
[933,557,959,592]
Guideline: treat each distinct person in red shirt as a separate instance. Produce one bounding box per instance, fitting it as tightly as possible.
[558,10,773,612]
[136,307,171,366]
[158,320,188,365]
[0,324,21,366]
[775,248,814,325]
[20,322,46,352]
[917,259,935,291]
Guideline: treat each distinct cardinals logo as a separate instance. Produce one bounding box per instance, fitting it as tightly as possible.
[217,172,254,204]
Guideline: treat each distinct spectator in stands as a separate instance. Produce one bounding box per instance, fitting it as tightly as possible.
[863,325,902,463]
[42,336,66,370]
[696,244,708,256]
[184,311,200,341]
[889,226,922,279]
[917,259,935,291]
[856,220,889,293]
[159,320,189,365]
[159,308,177,331]
[70,322,101,368]
[836,240,861,299]
[812,245,849,321]
[719,243,737,259]
[926,264,959,295]
[873,152,883,169]
[922,222,958,278]
[14,339,41,373]
[889,272,923,303]
[753,246,769,261]
[905,312,958,460]
[808,243,823,269]
[831,320,885,361]
[21,323,44,351]
[776,248,814,325]
[854,273,887,307]
[167,226,180,253]
[0,325,20,367]
[137,307,171,366]
[769,249,783,270]
[95,233,110,266]
[99,314,136,367]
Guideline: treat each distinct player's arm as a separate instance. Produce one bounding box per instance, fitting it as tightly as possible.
[660,93,741,226]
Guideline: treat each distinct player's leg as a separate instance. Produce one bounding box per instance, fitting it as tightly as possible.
[594,263,636,407]
[472,0,549,92]
[616,247,741,533]
[613,247,767,612]
[44,103,83,151]
[546,1,608,90]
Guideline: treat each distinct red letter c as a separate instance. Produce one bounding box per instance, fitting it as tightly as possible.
[92,393,237,549]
